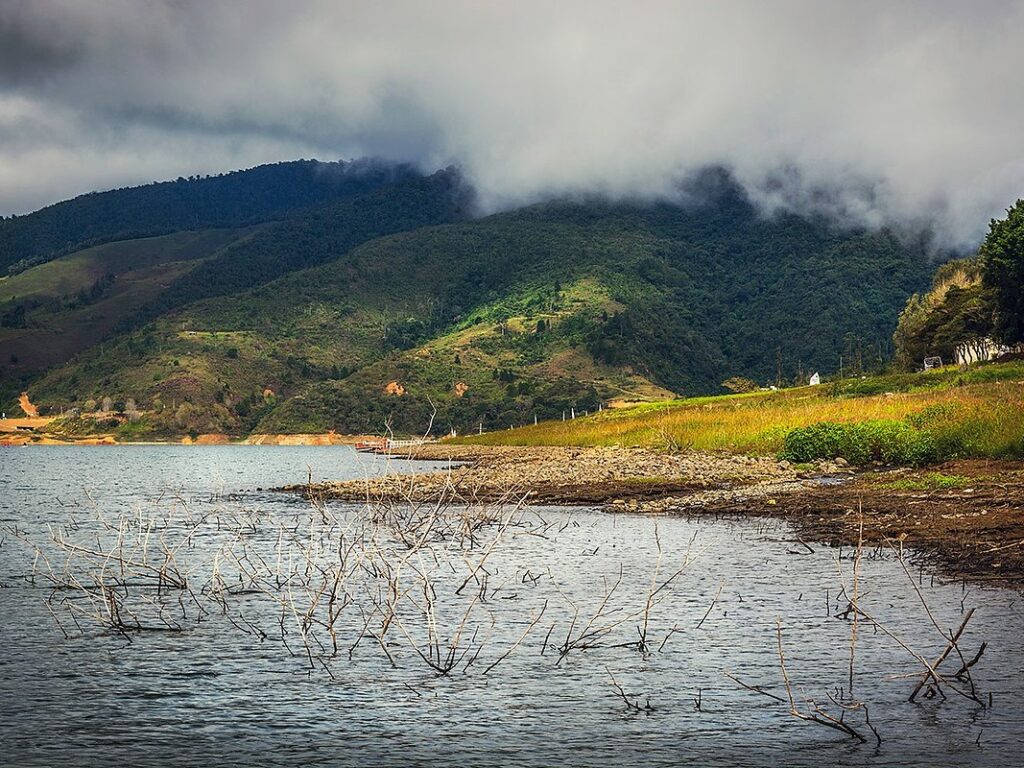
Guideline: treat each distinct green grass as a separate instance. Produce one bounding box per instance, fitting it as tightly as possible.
[882,472,975,491]
[454,361,1024,465]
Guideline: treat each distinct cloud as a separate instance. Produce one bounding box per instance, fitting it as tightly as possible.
[1,0,1023,249]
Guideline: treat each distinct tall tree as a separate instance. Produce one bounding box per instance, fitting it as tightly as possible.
[981,199,1024,344]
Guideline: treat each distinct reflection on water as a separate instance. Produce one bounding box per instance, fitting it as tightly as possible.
[1,446,1022,767]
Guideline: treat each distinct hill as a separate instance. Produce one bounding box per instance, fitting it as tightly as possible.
[0,158,421,275]
[17,178,935,438]
[0,228,258,388]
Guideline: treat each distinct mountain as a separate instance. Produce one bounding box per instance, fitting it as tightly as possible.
[1,161,936,438]
[0,158,422,275]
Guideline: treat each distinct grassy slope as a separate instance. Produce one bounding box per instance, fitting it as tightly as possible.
[455,361,1024,461]
[257,277,675,434]
[0,228,256,378]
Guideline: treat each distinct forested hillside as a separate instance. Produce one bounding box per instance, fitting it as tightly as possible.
[9,168,935,438]
[129,168,471,322]
[0,158,420,275]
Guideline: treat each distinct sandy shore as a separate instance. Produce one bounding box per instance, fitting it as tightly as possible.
[288,444,1024,587]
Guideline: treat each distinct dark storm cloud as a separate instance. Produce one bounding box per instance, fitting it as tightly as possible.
[1,0,1023,249]
[0,4,83,87]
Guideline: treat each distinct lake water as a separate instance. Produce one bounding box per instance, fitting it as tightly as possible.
[1,446,1022,767]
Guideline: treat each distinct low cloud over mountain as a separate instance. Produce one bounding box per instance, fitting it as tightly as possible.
[2,1,1023,249]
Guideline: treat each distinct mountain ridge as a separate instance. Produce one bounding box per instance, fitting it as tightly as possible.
[0,159,937,437]
[0,158,423,275]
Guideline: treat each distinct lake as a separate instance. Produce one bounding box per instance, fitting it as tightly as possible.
[1,446,1022,767]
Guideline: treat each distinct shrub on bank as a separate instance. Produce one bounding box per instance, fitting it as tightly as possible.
[780,420,940,465]
[779,396,1024,465]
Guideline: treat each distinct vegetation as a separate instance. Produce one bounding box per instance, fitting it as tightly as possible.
[455,361,1024,465]
[893,200,1024,367]
[0,158,419,275]
[981,198,1024,344]
[10,171,934,435]
[892,258,991,368]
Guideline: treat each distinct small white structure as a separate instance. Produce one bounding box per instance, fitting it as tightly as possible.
[808,372,821,386]
[954,337,1023,366]
[923,356,943,371]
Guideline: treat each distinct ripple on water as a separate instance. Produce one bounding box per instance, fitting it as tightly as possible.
[0,446,1021,767]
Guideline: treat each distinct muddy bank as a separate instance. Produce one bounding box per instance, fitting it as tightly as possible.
[290,444,1024,586]
[671,459,1024,586]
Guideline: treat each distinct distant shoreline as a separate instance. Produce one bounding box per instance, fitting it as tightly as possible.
[0,422,385,447]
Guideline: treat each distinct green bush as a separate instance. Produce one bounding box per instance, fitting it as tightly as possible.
[780,419,940,466]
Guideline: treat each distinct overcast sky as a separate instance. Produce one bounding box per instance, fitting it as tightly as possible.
[2,0,1023,249]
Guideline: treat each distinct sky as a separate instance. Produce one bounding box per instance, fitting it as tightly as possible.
[1,0,1023,249]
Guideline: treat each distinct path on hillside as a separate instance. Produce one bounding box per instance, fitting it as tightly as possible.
[18,392,39,417]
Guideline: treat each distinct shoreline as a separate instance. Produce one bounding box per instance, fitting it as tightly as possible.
[5,422,1021,587]
[287,444,1024,588]
[0,424,389,447]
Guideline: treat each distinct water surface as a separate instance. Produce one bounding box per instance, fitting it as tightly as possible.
[1,446,1021,767]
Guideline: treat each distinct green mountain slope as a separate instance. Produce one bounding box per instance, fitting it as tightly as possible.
[130,168,471,322]
[0,228,257,380]
[0,158,420,275]
[24,191,934,437]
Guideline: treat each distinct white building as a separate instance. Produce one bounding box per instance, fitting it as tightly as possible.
[953,338,1023,366]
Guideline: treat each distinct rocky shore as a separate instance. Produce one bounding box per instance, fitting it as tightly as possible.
[286,444,1024,587]
[282,444,837,505]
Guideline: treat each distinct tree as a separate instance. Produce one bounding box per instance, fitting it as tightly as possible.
[981,199,1024,344]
